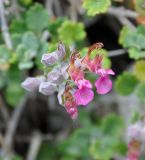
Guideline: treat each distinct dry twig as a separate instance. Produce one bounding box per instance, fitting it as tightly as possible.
[0,0,13,49]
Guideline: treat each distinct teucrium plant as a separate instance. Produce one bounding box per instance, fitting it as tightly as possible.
[22,42,115,120]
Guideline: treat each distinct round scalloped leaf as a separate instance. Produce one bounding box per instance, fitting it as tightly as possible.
[83,0,111,16]
[115,72,138,95]
[22,31,39,51]
[128,47,145,60]
[58,21,86,45]
[134,60,145,82]
[26,3,49,32]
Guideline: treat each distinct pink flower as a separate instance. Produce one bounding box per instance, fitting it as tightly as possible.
[95,69,115,95]
[65,100,78,120]
[74,79,94,106]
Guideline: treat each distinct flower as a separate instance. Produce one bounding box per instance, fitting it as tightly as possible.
[41,52,58,66]
[39,81,57,95]
[41,42,66,66]
[47,68,64,84]
[57,42,66,59]
[21,77,43,92]
[127,123,142,140]
[65,100,78,120]
[95,69,115,95]
[74,79,94,106]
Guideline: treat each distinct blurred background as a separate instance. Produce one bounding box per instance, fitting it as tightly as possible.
[0,0,145,159]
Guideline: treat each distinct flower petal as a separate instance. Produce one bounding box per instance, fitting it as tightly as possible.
[95,76,112,94]
[74,87,94,106]
[106,69,115,75]
[39,81,57,95]
[21,77,43,92]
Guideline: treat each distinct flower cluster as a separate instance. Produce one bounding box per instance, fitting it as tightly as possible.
[21,42,115,120]
[126,121,145,160]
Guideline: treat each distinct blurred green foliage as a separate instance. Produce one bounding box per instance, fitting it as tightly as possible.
[82,0,111,16]
[36,113,126,160]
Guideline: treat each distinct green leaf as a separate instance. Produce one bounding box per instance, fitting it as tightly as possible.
[119,26,145,49]
[134,60,145,82]
[115,72,138,95]
[48,17,67,40]
[128,47,145,60]
[89,136,115,160]
[19,60,34,70]
[11,34,22,48]
[22,31,39,51]
[58,20,86,45]
[5,82,24,107]
[0,45,11,63]
[136,83,145,101]
[83,0,111,16]
[10,19,27,34]
[101,114,123,136]
[26,3,49,32]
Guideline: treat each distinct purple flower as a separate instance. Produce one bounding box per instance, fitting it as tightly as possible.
[74,79,94,106]
[41,43,66,66]
[47,68,64,84]
[95,69,115,95]
[41,52,58,66]
[127,123,142,140]
[57,42,66,59]
[39,81,57,95]
[21,77,43,92]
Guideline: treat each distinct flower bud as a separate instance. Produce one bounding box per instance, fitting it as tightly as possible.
[21,77,43,92]
[127,123,142,140]
[41,52,58,66]
[57,43,66,59]
[39,81,57,95]
[47,68,64,84]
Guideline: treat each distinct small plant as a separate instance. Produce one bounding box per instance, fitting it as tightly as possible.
[22,42,115,119]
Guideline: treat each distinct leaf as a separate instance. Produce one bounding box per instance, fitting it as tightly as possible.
[101,114,124,135]
[10,19,27,34]
[0,45,11,62]
[22,31,39,51]
[58,20,86,45]
[26,3,49,32]
[128,47,145,60]
[48,17,67,40]
[119,26,145,49]
[134,60,145,82]
[5,82,24,107]
[115,72,138,95]
[19,60,34,70]
[82,0,111,16]
[135,83,145,101]
[11,34,22,48]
